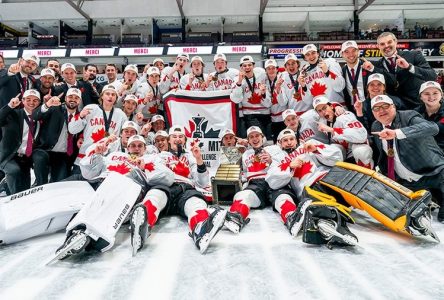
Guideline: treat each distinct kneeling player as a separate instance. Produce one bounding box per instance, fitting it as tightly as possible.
[49,135,174,262]
[135,126,227,254]
[224,126,295,233]
[266,129,359,247]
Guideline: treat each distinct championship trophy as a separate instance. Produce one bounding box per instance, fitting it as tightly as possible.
[211,146,243,205]
[192,116,204,139]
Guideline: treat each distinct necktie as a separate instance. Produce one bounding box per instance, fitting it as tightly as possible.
[350,68,356,82]
[388,57,396,69]
[385,125,395,180]
[25,116,34,157]
[67,114,74,156]
[22,76,28,94]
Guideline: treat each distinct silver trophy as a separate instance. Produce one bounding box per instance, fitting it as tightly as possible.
[221,146,242,165]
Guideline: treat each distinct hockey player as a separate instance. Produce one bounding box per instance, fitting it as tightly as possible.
[115,64,140,101]
[121,94,144,125]
[49,134,175,262]
[223,126,282,233]
[218,128,247,165]
[136,66,162,121]
[298,44,345,106]
[153,130,169,153]
[208,53,239,91]
[152,58,165,72]
[264,128,354,241]
[140,114,166,145]
[135,125,227,253]
[160,53,189,93]
[264,59,287,142]
[313,96,374,169]
[180,56,210,91]
[231,56,271,136]
[68,84,128,173]
[276,53,313,116]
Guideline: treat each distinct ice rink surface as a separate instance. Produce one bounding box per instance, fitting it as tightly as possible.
[1,208,443,300]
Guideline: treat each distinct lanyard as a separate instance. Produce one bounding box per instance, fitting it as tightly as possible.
[100,107,114,134]
[245,75,256,94]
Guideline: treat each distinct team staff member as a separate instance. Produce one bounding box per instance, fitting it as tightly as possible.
[0,90,41,194]
[365,32,437,109]
[371,95,444,222]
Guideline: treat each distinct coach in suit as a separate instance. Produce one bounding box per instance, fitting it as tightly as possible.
[367,32,436,110]
[0,54,39,108]
[340,40,373,111]
[32,88,81,185]
[0,90,41,194]
[53,63,99,108]
[370,95,444,222]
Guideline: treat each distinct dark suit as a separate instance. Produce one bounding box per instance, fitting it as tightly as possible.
[373,51,437,109]
[341,61,372,111]
[371,110,444,206]
[0,105,38,194]
[0,73,36,108]
[415,101,444,152]
[32,104,79,184]
[53,80,99,107]
[80,79,104,94]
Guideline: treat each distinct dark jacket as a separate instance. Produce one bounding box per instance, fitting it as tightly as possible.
[0,106,38,168]
[0,73,36,108]
[32,104,79,155]
[53,80,99,106]
[371,110,444,177]
[373,50,437,109]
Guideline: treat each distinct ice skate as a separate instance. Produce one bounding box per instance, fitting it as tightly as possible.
[317,218,359,248]
[224,211,250,234]
[190,209,227,254]
[46,230,91,265]
[130,203,151,256]
[285,199,312,237]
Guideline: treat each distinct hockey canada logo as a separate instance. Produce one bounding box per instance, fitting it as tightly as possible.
[184,115,221,140]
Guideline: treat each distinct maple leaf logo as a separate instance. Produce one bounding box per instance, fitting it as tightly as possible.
[329,71,337,80]
[144,162,155,172]
[248,92,262,105]
[170,161,190,178]
[279,160,291,172]
[310,81,327,97]
[190,138,203,148]
[247,161,267,172]
[293,161,313,180]
[333,128,344,135]
[316,144,326,150]
[148,105,158,114]
[292,92,302,102]
[184,120,196,138]
[91,128,106,143]
[108,163,131,175]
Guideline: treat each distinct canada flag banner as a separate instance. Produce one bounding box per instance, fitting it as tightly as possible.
[164,90,238,174]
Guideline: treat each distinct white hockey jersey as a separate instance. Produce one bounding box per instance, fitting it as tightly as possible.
[159,67,186,94]
[230,70,272,115]
[135,82,162,121]
[207,68,239,91]
[266,75,287,122]
[80,148,175,188]
[266,140,343,197]
[179,73,210,91]
[277,71,312,116]
[241,145,280,182]
[157,150,209,188]
[299,58,345,105]
[68,104,128,164]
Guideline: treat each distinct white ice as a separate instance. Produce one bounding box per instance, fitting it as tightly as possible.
[1,208,444,300]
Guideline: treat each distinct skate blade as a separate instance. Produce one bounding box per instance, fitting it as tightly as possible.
[317,222,361,248]
[131,208,146,257]
[199,210,227,254]
[224,219,240,234]
[45,234,87,265]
